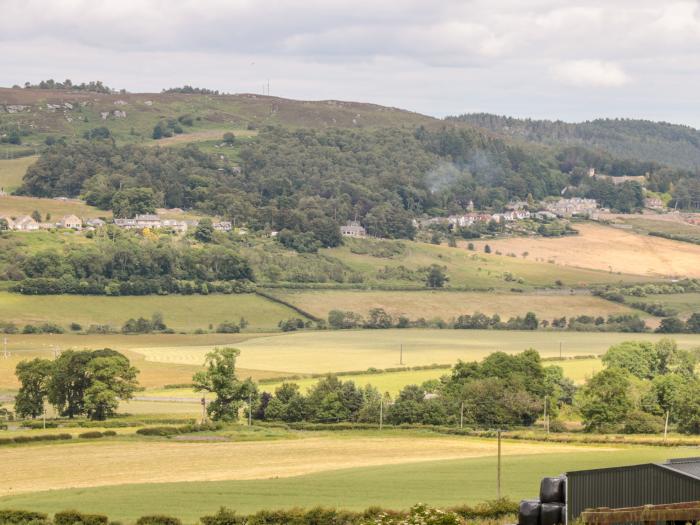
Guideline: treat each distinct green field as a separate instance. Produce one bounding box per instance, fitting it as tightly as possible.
[320,238,651,290]
[0,156,36,192]
[1,445,696,523]
[272,289,639,322]
[628,292,700,318]
[0,195,109,219]
[0,291,304,332]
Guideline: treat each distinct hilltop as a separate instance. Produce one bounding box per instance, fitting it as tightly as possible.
[454,113,700,171]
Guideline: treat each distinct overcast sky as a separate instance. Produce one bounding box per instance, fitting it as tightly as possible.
[2,0,700,126]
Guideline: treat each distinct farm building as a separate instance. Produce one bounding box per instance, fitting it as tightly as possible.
[520,458,700,525]
[566,457,700,522]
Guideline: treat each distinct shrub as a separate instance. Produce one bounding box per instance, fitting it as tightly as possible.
[54,511,109,525]
[102,430,117,437]
[136,426,181,437]
[69,323,82,331]
[622,411,664,434]
[136,516,182,525]
[79,431,105,439]
[0,510,50,525]
[548,419,566,433]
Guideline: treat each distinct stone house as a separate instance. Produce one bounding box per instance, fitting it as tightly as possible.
[57,214,83,230]
[340,221,367,238]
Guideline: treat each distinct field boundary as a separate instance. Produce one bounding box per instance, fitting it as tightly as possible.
[256,289,321,322]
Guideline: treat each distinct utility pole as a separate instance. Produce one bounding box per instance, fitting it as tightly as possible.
[399,344,403,366]
[544,395,549,435]
[2,337,7,359]
[664,410,670,442]
[201,395,207,424]
[559,341,562,359]
[248,392,253,426]
[497,430,502,499]
[460,401,464,429]
[379,397,383,430]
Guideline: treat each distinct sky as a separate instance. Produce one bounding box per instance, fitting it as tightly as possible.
[1,0,700,126]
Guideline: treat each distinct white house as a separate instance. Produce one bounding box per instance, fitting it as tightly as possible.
[57,215,82,230]
[340,221,367,238]
[13,215,39,231]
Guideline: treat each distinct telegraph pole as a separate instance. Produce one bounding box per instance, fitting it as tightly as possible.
[544,395,549,435]
[201,395,207,424]
[379,398,383,430]
[399,344,403,365]
[248,392,253,426]
[460,401,464,429]
[497,430,502,499]
[664,411,670,442]
[559,341,562,359]
[2,337,7,359]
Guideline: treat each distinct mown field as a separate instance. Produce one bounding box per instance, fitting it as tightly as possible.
[270,289,639,322]
[613,215,700,243]
[0,437,695,523]
[0,156,37,192]
[0,195,109,219]
[0,291,303,332]
[323,237,651,290]
[472,223,700,279]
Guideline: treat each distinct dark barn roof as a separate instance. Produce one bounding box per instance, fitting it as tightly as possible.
[566,458,700,522]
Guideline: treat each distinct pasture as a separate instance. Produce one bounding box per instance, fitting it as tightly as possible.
[0,195,109,219]
[0,291,304,332]
[0,440,697,522]
[471,223,700,279]
[323,237,650,290]
[628,292,700,319]
[271,289,639,322]
[0,156,36,192]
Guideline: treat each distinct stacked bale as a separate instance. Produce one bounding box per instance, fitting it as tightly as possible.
[518,475,566,525]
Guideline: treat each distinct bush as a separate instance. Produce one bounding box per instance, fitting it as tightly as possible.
[54,511,108,525]
[622,411,664,434]
[79,431,105,439]
[548,419,566,433]
[0,510,50,525]
[102,430,117,437]
[136,426,181,437]
[136,517,182,525]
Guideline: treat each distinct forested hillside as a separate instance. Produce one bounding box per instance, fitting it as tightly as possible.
[454,113,700,171]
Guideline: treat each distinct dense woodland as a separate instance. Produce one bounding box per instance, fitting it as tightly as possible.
[16,125,674,244]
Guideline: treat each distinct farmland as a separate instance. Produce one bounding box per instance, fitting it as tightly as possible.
[0,195,109,219]
[472,223,700,279]
[0,291,303,332]
[0,437,696,523]
[270,289,639,322]
[0,156,37,192]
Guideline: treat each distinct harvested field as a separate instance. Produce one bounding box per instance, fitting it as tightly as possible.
[471,223,700,278]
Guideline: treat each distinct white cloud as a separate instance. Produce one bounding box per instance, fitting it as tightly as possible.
[551,60,631,88]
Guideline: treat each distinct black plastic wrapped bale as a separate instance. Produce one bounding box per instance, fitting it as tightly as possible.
[540,503,564,525]
[540,476,565,503]
[519,499,541,525]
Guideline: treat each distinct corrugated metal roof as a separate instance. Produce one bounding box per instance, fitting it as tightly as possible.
[658,457,700,481]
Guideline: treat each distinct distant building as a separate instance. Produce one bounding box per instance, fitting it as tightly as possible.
[0,215,15,230]
[645,197,665,209]
[57,214,82,230]
[341,221,367,238]
[13,215,39,231]
[213,221,232,232]
[134,214,161,228]
[545,198,598,218]
[161,219,188,233]
[85,218,106,228]
[113,218,137,228]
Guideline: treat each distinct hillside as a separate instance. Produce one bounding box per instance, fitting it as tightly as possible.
[454,113,700,171]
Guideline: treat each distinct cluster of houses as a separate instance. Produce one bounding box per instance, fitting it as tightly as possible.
[0,213,232,233]
[113,214,232,233]
[544,197,599,219]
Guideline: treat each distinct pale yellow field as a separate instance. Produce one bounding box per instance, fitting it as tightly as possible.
[0,434,606,497]
[273,290,637,321]
[129,330,700,374]
[471,223,700,278]
[152,128,256,146]
[0,156,37,192]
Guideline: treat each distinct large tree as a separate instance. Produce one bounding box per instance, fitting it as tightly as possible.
[577,368,633,432]
[192,347,257,421]
[84,355,139,420]
[14,358,54,418]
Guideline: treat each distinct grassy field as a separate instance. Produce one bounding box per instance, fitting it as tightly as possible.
[0,441,696,522]
[0,291,305,332]
[0,156,36,192]
[613,215,700,243]
[471,223,700,279]
[0,195,109,219]
[323,238,651,291]
[628,292,700,319]
[129,330,700,374]
[272,289,639,322]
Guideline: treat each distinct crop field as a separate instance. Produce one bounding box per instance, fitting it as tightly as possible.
[0,195,109,219]
[272,289,639,322]
[612,214,700,243]
[323,238,651,290]
[472,223,700,279]
[0,291,305,333]
[0,156,36,192]
[129,330,700,374]
[0,439,696,522]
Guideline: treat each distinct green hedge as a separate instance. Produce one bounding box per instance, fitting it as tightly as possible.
[0,434,73,446]
[135,516,182,525]
[0,509,50,525]
[54,511,108,525]
[136,422,222,437]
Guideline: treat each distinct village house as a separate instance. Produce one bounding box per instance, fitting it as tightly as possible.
[0,215,15,230]
[13,215,39,231]
[161,219,188,233]
[57,215,83,230]
[545,198,598,218]
[645,197,665,209]
[134,214,162,229]
[113,218,137,228]
[85,218,105,228]
[340,221,367,237]
[213,221,232,232]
